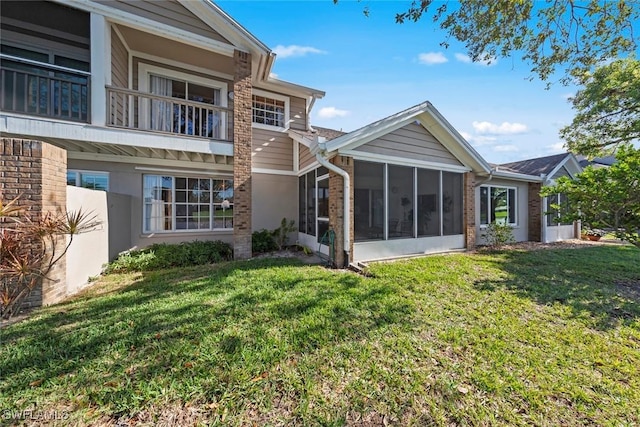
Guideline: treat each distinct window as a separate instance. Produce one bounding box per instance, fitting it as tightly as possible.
[298,168,330,242]
[353,160,464,242]
[546,193,572,226]
[354,161,384,242]
[442,172,463,235]
[417,169,440,237]
[252,89,289,129]
[143,175,233,233]
[388,165,414,238]
[67,170,108,191]
[480,185,517,226]
[139,64,227,139]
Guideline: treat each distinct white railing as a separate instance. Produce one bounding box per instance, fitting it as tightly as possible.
[107,86,233,141]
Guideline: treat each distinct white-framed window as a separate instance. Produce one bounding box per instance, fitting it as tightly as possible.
[138,63,228,138]
[143,175,233,233]
[252,89,289,130]
[67,170,109,191]
[479,185,517,226]
[546,193,572,226]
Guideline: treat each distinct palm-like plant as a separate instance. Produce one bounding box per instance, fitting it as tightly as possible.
[0,195,100,319]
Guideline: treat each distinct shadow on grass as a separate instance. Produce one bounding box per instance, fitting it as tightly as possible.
[0,257,412,412]
[474,245,640,330]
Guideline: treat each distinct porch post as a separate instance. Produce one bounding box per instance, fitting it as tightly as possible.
[329,156,354,267]
[528,182,543,242]
[90,13,108,126]
[464,172,476,249]
[232,50,252,259]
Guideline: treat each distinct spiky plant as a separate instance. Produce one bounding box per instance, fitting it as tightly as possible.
[0,195,99,319]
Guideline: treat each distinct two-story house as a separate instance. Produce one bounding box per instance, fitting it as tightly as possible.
[1,0,323,259]
[1,0,580,309]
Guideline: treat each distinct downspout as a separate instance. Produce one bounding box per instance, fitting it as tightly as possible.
[314,145,350,266]
[306,95,317,131]
[475,169,494,187]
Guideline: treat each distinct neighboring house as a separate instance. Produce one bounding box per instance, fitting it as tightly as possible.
[497,153,583,244]
[0,0,584,307]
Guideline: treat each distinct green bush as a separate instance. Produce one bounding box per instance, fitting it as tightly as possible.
[252,229,278,254]
[105,240,232,273]
[272,218,296,250]
[482,222,515,248]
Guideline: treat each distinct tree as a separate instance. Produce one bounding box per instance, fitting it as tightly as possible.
[540,145,640,248]
[0,195,99,319]
[561,58,640,157]
[335,0,638,85]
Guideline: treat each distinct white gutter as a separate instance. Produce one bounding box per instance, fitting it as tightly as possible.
[314,143,350,266]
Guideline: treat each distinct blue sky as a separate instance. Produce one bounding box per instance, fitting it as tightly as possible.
[218,0,587,164]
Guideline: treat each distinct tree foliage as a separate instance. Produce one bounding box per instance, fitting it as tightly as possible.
[335,0,638,85]
[0,195,99,319]
[541,146,640,248]
[561,58,640,157]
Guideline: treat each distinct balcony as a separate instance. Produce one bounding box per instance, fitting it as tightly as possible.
[0,54,90,123]
[107,86,233,142]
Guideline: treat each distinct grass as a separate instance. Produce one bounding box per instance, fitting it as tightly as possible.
[1,245,639,426]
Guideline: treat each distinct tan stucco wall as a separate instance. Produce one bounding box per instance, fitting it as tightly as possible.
[66,186,109,294]
[251,172,298,233]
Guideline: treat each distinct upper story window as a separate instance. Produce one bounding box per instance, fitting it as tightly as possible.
[480,185,517,226]
[252,89,289,130]
[138,63,228,139]
[67,170,109,191]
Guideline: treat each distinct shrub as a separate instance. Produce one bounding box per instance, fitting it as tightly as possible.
[252,229,278,254]
[105,240,232,274]
[272,218,296,250]
[1,195,99,319]
[482,222,515,248]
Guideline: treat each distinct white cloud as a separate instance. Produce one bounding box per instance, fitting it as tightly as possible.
[417,52,448,65]
[269,72,278,79]
[460,131,497,146]
[273,44,326,58]
[493,144,519,152]
[454,53,472,64]
[455,52,497,66]
[317,106,350,119]
[547,142,566,153]
[472,121,529,135]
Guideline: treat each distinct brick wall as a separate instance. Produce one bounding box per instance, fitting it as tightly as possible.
[328,156,354,267]
[528,182,542,242]
[464,172,476,249]
[0,138,67,309]
[232,50,252,259]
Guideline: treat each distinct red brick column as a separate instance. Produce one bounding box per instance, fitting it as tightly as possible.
[464,172,476,249]
[0,139,67,308]
[329,156,354,267]
[233,50,253,259]
[528,182,542,242]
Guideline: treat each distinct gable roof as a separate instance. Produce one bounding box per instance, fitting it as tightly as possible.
[316,101,491,174]
[498,153,571,176]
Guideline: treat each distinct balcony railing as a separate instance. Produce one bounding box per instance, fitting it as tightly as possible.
[0,54,90,123]
[107,86,233,142]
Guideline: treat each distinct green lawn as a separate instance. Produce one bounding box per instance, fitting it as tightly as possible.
[1,245,639,425]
